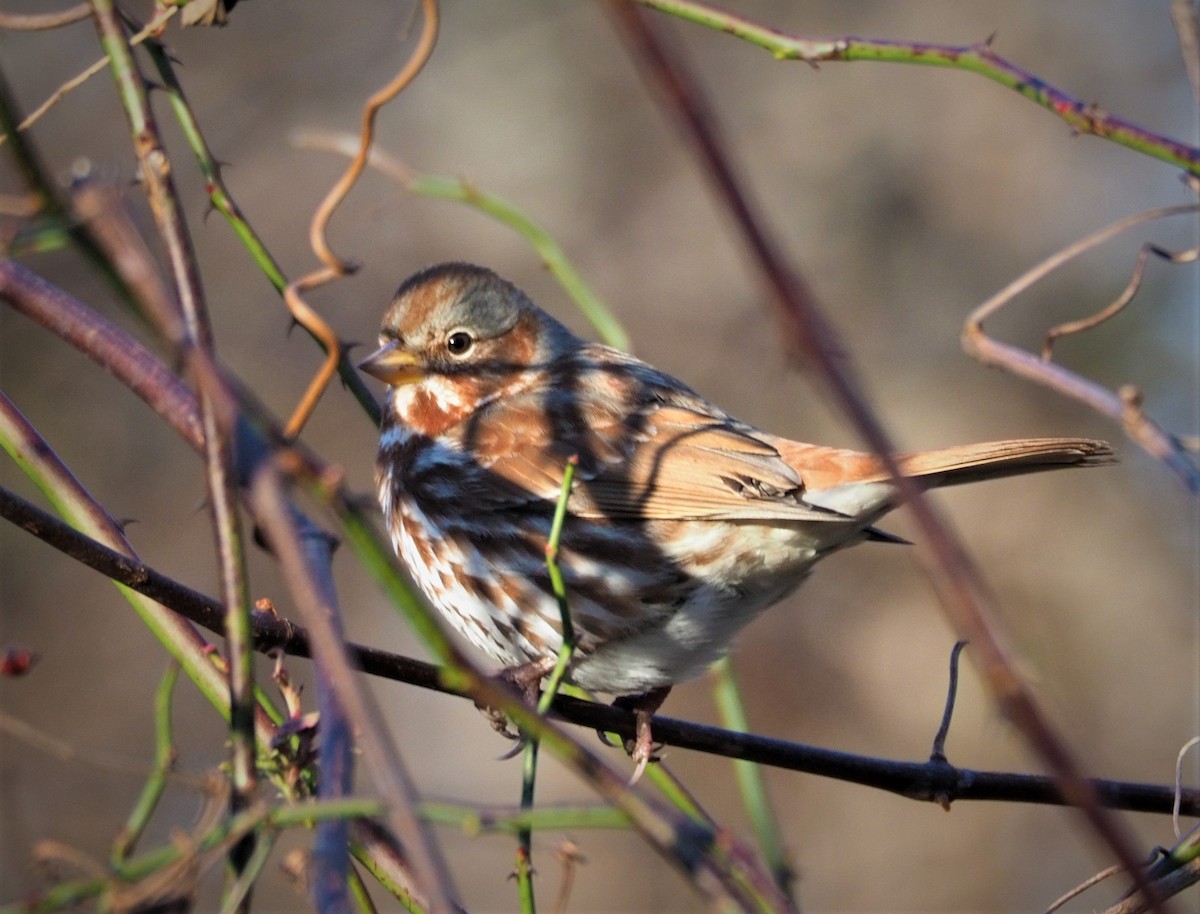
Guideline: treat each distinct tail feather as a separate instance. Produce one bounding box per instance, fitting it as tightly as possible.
[772,437,1113,492]
[892,437,1114,488]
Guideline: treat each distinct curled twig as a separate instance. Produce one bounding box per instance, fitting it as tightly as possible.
[963,203,1200,493]
[282,0,439,440]
[1042,241,1199,361]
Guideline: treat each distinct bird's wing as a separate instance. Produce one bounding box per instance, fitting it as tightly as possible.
[461,378,871,524]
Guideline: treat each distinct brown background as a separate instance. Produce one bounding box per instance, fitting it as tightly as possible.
[1,2,1197,911]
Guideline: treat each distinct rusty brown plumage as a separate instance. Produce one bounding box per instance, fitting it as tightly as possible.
[361,262,1112,778]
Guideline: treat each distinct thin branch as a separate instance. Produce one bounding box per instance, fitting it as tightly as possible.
[88,2,258,886]
[246,461,464,914]
[633,0,1200,176]
[0,259,203,449]
[4,484,1198,820]
[0,4,89,30]
[929,640,968,765]
[963,204,1200,493]
[299,519,355,914]
[0,5,178,148]
[1045,863,1125,914]
[605,4,1168,907]
[1170,0,1200,103]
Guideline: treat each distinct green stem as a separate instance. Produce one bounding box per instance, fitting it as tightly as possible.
[111,663,181,867]
[711,658,795,902]
[411,176,630,350]
[421,802,630,834]
[634,0,1200,176]
[516,456,581,914]
[220,828,279,914]
[346,861,381,914]
[0,799,383,914]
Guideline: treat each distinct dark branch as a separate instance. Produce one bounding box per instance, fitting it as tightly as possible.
[3,483,1197,820]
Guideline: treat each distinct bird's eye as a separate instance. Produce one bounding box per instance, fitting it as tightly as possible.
[446,330,474,356]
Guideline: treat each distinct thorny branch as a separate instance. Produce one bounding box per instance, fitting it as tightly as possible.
[633,0,1200,177]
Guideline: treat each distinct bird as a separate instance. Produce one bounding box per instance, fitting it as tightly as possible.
[359,262,1112,779]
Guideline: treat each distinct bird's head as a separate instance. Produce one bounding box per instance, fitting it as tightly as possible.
[359,263,578,435]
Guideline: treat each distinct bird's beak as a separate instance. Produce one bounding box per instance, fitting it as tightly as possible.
[358,341,424,386]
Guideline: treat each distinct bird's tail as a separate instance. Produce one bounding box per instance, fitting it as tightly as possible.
[891,437,1115,488]
[774,437,1114,492]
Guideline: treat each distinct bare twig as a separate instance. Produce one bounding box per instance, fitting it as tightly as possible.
[1042,242,1199,361]
[0,5,177,147]
[0,4,89,30]
[1171,0,1200,103]
[1044,863,1125,914]
[963,204,1200,493]
[1175,737,1200,838]
[929,640,968,766]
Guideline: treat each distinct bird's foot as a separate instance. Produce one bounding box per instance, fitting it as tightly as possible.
[610,686,671,784]
[476,658,557,750]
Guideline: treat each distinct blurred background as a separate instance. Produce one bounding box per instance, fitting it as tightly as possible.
[1,1,1197,911]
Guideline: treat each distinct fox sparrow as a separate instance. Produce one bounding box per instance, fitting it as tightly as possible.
[360,262,1111,777]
